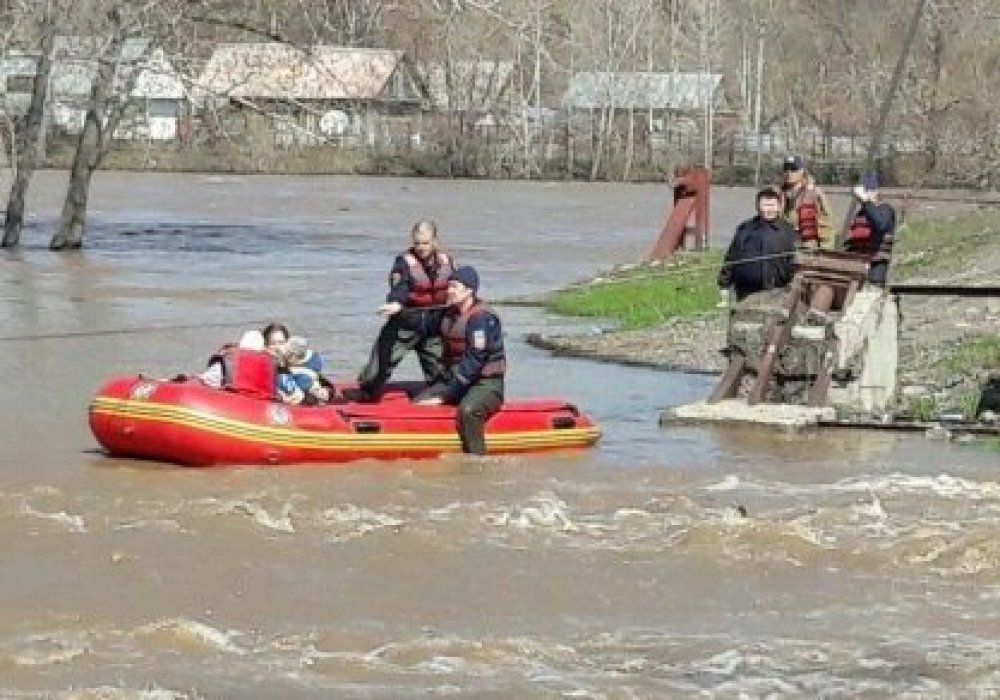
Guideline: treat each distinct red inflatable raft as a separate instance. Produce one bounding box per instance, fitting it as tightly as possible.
[89,375,601,467]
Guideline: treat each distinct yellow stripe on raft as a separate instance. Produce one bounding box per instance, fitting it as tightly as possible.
[90,398,600,452]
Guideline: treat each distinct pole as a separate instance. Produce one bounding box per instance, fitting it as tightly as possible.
[834,0,927,248]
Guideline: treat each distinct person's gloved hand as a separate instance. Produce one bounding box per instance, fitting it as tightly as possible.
[852,185,868,202]
[378,301,403,317]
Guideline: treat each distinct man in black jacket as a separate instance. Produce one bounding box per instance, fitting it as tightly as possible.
[718,188,797,301]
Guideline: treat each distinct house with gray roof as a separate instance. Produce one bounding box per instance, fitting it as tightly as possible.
[1,37,187,140]
[563,71,728,114]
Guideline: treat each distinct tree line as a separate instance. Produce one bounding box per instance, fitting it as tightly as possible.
[1,0,998,250]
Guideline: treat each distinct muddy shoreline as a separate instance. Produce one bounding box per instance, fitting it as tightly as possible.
[524,200,1000,416]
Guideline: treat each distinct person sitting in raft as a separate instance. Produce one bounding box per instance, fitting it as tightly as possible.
[198,330,278,400]
[280,336,334,405]
[262,322,291,356]
[259,322,309,403]
[199,329,266,388]
[414,266,506,455]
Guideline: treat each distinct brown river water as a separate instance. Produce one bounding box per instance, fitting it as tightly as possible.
[1,171,999,698]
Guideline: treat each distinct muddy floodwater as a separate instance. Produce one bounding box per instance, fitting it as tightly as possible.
[1,172,999,698]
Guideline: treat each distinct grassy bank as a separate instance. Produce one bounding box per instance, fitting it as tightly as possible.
[544,251,724,330]
[546,206,1000,333]
[892,207,1000,280]
[905,333,1000,420]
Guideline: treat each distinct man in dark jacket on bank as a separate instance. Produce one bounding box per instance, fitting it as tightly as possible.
[717,188,797,301]
[842,172,897,286]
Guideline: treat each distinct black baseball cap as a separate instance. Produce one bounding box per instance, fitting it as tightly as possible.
[782,155,805,172]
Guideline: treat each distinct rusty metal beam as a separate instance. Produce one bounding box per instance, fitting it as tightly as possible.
[889,284,1000,297]
[819,419,1000,436]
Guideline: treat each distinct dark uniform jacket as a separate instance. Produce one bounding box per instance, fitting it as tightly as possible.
[857,200,896,259]
[442,306,505,403]
[717,216,797,300]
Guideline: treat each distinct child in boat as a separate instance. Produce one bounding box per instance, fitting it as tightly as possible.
[281,336,333,405]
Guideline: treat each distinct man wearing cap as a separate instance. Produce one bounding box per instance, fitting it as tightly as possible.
[357,219,455,400]
[415,266,506,455]
[843,172,897,286]
[779,155,834,249]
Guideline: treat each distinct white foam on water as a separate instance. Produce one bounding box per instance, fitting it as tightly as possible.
[201,497,296,534]
[113,518,185,533]
[706,472,1000,503]
[18,504,87,533]
[137,619,247,656]
[320,503,405,542]
[6,632,90,667]
[51,688,195,700]
[485,492,579,532]
[426,502,466,522]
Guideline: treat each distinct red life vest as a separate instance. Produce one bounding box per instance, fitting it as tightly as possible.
[441,302,507,377]
[845,214,875,255]
[401,250,454,307]
[213,346,277,399]
[796,196,820,243]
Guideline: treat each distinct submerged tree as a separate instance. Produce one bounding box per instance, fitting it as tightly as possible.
[49,9,129,250]
[2,6,57,249]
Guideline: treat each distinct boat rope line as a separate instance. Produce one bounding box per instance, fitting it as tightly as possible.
[0,320,273,343]
[542,225,910,294]
[545,251,800,292]
[0,303,455,343]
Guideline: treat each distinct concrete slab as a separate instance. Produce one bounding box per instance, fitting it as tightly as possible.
[660,400,836,432]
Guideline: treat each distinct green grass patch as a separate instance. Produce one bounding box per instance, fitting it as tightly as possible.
[904,333,1000,420]
[544,250,724,330]
[904,392,981,422]
[936,335,1000,376]
[893,207,1000,280]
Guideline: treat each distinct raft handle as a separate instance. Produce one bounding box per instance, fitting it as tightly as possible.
[353,420,382,434]
[552,416,576,430]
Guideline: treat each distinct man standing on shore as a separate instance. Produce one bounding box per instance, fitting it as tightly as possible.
[779,155,834,249]
[718,188,798,301]
[843,172,897,286]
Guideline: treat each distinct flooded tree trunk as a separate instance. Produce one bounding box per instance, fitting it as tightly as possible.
[50,29,123,251]
[3,27,55,249]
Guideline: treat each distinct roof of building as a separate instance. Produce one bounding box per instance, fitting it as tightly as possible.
[2,37,186,100]
[563,71,724,110]
[197,43,420,102]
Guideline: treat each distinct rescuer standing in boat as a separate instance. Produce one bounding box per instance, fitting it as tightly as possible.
[779,155,835,249]
[843,171,897,286]
[415,266,506,455]
[357,219,456,400]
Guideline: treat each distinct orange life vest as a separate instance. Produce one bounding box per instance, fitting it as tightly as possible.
[441,302,507,377]
[211,346,277,399]
[401,251,454,307]
[796,196,820,243]
[844,213,875,255]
